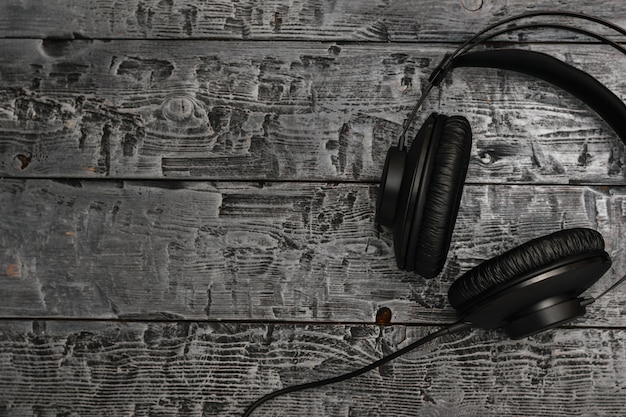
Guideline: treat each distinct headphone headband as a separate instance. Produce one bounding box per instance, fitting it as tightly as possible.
[398,14,626,147]
[449,49,626,146]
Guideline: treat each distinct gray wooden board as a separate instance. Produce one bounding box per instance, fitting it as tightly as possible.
[1,179,625,326]
[1,0,626,42]
[0,320,625,417]
[0,41,625,182]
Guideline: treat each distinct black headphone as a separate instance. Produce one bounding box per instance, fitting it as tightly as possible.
[375,14,626,340]
[243,12,626,416]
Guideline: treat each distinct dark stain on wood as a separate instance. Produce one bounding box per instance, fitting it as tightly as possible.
[98,124,112,175]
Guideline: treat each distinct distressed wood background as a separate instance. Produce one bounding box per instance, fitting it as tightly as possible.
[0,1,625,416]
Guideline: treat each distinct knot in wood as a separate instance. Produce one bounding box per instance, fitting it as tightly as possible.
[478,151,494,165]
[161,95,196,121]
[461,0,483,11]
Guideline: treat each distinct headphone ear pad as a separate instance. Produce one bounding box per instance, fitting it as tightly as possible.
[409,116,472,277]
[448,228,606,311]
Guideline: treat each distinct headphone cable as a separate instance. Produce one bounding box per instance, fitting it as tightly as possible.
[242,320,471,417]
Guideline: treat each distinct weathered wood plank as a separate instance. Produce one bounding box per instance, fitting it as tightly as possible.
[0,320,625,416]
[1,179,625,325]
[1,0,626,41]
[0,41,624,182]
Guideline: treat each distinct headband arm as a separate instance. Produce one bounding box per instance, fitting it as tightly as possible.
[449,49,626,146]
[429,22,626,87]
[447,11,626,73]
[398,15,626,147]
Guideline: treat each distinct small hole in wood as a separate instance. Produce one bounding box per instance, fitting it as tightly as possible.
[14,154,31,170]
[376,306,392,325]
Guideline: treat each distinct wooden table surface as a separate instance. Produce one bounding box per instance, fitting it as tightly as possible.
[1,1,625,416]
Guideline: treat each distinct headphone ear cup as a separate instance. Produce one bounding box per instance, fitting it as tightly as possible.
[448,228,612,338]
[387,113,472,278]
[407,116,472,277]
[448,228,605,309]
[375,147,406,231]
[391,113,441,273]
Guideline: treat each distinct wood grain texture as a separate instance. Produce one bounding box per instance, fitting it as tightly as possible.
[0,41,624,182]
[1,0,626,41]
[0,320,625,417]
[1,179,625,325]
[1,3,626,416]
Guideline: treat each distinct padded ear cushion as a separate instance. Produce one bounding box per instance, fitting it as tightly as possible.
[409,116,472,277]
[392,114,439,271]
[448,228,605,310]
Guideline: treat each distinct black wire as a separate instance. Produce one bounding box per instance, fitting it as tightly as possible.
[593,273,626,301]
[430,20,626,87]
[470,23,626,57]
[241,321,471,417]
[399,12,626,147]
[451,11,626,65]
[400,21,626,144]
